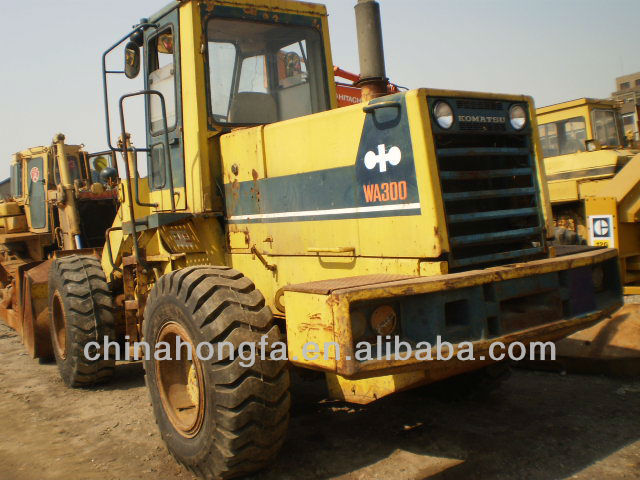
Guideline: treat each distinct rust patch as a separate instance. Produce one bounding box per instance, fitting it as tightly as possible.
[326,295,341,308]
[231,179,240,198]
[286,274,415,295]
[250,170,261,203]
[298,322,333,333]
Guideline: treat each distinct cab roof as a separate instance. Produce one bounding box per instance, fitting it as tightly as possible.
[150,0,327,23]
[537,97,618,115]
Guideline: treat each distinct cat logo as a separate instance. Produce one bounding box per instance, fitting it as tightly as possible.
[589,215,614,248]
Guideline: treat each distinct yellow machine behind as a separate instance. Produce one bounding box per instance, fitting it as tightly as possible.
[0,1,626,479]
[0,136,118,357]
[537,97,640,370]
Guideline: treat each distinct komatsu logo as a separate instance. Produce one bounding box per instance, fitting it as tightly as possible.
[458,115,506,123]
[364,144,402,173]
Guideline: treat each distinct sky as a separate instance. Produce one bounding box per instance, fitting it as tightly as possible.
[1,0,639,179]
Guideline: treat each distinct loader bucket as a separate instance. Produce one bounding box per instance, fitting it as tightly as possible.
[21,261,53,360]
[554,304,640,376]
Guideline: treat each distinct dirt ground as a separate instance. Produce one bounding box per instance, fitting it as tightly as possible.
[1,322,639,480]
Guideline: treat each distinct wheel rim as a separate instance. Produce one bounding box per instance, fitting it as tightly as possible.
[51,292,67,360]
[155,322,206,438]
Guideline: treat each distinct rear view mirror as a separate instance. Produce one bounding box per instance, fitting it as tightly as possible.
[99,167,119,185]
[124,41,141,79]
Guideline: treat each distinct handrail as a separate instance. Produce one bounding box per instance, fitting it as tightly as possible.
[363,101,401,113]
[118,90,175,212]
[105,226,123,274]
[132,147,158,209]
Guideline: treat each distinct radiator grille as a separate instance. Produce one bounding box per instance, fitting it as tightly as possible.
[433,104,545,270]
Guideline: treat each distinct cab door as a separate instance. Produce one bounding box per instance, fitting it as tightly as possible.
[144,9,186,211]
[26,156,47,231]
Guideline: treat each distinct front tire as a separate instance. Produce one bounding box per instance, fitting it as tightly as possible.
[48,255,115,387]
[143,267,290,480]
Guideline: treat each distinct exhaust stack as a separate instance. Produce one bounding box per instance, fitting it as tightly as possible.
[355,0,389,102]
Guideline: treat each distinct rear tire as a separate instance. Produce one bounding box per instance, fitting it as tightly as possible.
[143,267,290,480]
[48,255,115,387]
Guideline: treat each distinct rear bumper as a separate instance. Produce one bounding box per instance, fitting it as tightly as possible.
[284,248,622,378]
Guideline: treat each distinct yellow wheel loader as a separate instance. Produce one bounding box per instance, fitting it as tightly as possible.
[0,136,119,371]
[0,1,624,478]
[537,98,640,373]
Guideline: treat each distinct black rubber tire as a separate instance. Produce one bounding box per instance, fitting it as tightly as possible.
[143,267,290,480]
[553,227,587,246]
[424,362,511,402]
[48,255,115,387]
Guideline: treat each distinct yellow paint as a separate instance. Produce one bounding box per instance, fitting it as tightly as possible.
[326,371,428,404]
[0,203,21,217]
[419,261,448,276]
[537,98,638,205]
[284,291,337,371]
[4,215,28,234]
[231,253,423,313]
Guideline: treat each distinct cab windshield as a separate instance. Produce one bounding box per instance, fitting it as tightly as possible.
[206,17,329,125]
[591,109,622,147]
[538,116,587,158]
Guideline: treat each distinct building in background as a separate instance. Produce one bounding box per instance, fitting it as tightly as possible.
[612,72,640,141]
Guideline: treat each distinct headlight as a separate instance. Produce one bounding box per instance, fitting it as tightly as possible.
[370,305,398,336]
[434,101,454,129]
[509,104,527,130]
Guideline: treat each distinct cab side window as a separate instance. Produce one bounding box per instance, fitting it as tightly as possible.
[538,117,586,158]
[10,162,22,197]
[53,155,82,186]
[148,28,177,190]
[538,123,559,158]
[148,29,177,133]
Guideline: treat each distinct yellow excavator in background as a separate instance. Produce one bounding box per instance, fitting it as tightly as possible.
[537,98,640,374]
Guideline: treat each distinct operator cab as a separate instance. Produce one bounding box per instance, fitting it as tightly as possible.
[205,17,330,125]
[7,142,119,248]
[537,98,626,158]
[103,1,337,215]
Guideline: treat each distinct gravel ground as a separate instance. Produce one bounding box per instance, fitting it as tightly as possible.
[1,322,639,480]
